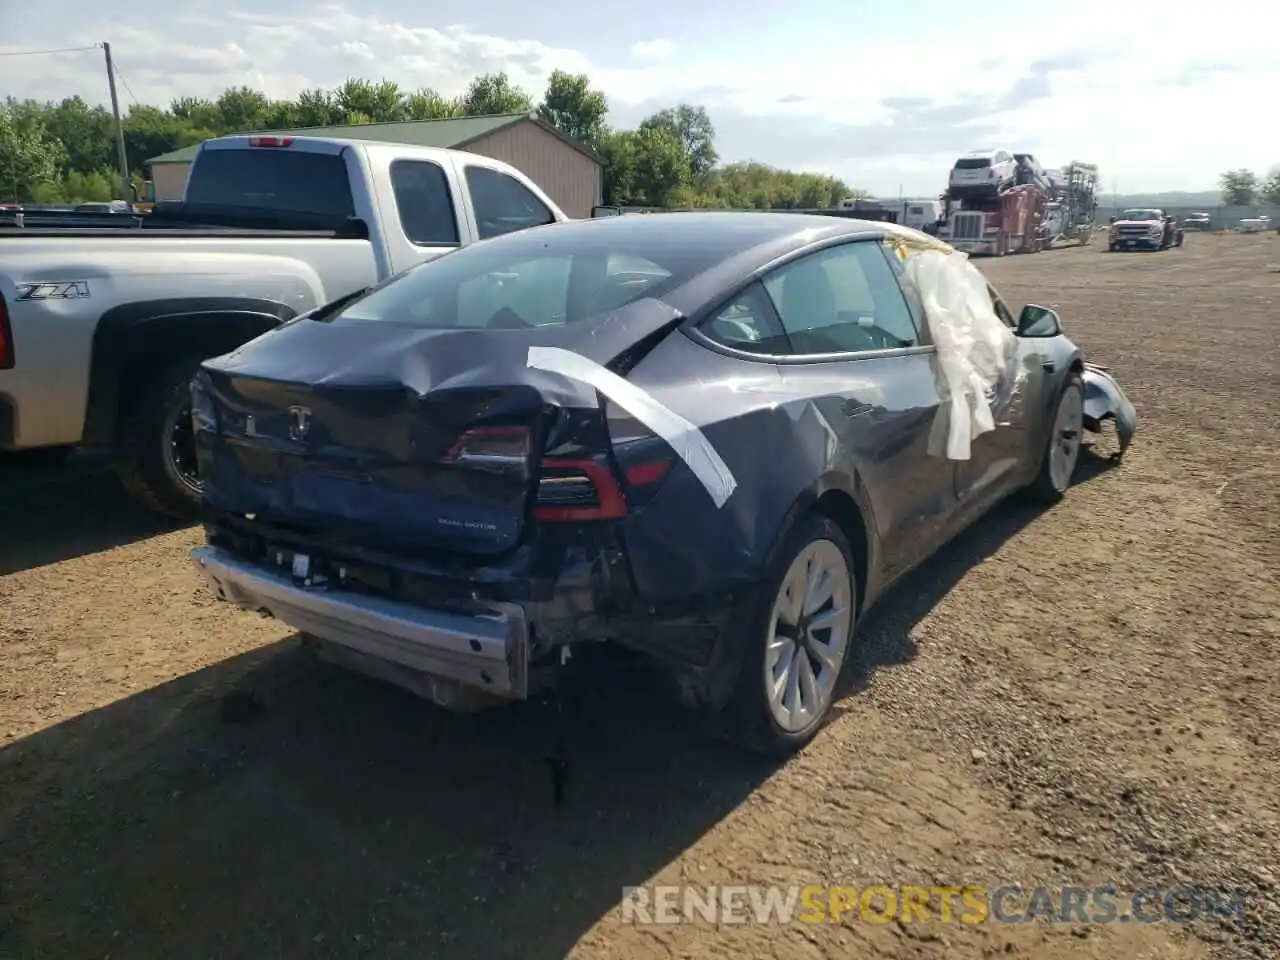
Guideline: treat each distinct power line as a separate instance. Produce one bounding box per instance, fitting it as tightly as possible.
[0,44,100,58]
[111,59,140,106]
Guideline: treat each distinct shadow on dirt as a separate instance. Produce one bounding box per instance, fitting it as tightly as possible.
[0,447,1121,958]
[0,453,184,576]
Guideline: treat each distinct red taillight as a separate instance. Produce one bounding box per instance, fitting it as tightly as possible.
[248,136,294,148]
[623,458,673,486]
[533,456,673,523]
[0,293,13,370]
[534,458,627,522]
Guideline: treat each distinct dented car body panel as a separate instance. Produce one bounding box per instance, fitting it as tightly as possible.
[1081,362,1137,458]
[190,213,1137,712]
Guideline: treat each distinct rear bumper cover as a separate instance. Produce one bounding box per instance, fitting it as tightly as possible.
[191,544,530,700]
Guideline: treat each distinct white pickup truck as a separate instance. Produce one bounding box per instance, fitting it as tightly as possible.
[0,134,570,516]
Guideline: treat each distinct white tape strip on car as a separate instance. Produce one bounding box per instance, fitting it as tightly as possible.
[526,346,737,509]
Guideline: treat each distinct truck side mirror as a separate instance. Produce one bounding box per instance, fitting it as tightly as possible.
[591,205,622,218]
[1109,216,1117,224]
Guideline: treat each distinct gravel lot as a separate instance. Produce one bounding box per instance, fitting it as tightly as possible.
[1,234,1277,959]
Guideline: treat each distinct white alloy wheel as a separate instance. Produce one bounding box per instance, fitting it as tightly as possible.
[1047,383,1084,492]
[763,538,853,733]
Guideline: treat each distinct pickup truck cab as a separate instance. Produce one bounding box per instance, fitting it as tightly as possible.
[0,134,569,516]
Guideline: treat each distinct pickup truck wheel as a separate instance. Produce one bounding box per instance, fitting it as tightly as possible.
[714,515,856,756]
[114,356,204,520]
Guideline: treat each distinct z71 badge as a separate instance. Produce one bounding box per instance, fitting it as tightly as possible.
[15,281,91,301]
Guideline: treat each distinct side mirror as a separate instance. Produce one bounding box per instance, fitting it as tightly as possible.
[591,205,622,218]
[1109,215,1117,224]
[1017,304,1062,338]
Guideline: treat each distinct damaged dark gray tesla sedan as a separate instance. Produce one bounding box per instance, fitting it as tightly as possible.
[189,212,1137,755]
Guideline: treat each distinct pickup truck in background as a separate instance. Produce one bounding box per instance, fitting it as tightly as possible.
[0,134,570,517]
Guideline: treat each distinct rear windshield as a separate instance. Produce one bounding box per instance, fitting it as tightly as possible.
[955,157,992,169]
[335,228,705,329]
[183,148,355,218]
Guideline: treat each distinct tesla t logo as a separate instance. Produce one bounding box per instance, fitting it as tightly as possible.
[15,280,91,301]
[287,405,312,441]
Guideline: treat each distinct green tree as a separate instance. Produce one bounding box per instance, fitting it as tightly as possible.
[0,103,67,201]
[598,129,638,204]
[537,70,608,147]
[639,104,718,179]
[123,104,214,177]
[460,72,534,116]
[216,86,270,132]
[3,74,870,209]
[170,96,223,132]
[294,89,343,127]
[40,96,115,174]
[1260,166,1280,207]
[631,124,692,206]
[405,88,462,120]
[1219,168,1258,206]
[334,78,406,123]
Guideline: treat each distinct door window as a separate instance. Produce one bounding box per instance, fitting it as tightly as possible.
[465,166,555,239]
[760,241,921,355]
[389,159,460,245]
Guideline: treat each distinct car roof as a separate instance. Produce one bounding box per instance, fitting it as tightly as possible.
[551,211,886,257]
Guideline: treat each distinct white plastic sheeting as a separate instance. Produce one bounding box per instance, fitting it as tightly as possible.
[899,246,1025,461]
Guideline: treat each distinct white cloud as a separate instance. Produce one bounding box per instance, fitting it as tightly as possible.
[630,38,673,61]
[0,2,1277,195]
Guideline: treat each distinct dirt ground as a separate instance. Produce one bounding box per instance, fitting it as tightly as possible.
[1,233,1277,960]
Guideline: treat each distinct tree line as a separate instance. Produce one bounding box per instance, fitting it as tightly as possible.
[1219,168,1280,207]
[0,70,861,210]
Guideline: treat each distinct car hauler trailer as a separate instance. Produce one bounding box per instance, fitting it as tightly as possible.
[937,184,1045,256]
[1045,161,1099,246]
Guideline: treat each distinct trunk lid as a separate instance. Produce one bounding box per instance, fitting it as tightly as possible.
[195,298,682,555]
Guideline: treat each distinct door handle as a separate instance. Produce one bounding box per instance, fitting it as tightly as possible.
[842,400,874,418]
[1041,361,1056,373]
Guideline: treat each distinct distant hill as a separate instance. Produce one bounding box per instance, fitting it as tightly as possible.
[1108,190,1221,208]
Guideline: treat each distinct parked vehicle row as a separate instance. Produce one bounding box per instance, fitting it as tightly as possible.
[0,134,571,516]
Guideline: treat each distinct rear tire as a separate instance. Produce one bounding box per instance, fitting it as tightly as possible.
[713,515,857,756]
[1024,372,1085,504]
[114,355,205,520]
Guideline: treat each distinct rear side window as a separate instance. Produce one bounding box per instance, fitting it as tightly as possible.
[184,149,355,217]
[465,166,555,239]
[760,241,920,355]
[390,159,460,245]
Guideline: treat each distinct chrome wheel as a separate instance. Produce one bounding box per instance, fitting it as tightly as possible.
[1048,384,1084,491]
[764,539,853,733]
[162,397,202,496]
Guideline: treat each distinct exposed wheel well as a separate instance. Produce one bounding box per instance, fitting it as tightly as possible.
[83,302,290,450]
[812,489,869,617]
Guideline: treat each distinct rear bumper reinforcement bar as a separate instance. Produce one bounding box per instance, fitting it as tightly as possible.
[190,545,530,702]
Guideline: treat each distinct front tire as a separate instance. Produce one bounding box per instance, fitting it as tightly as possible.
[716,515,857,756]
[1025,372,1085,504]
[114,355,205,520]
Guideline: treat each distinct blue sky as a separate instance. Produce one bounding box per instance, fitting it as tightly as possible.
[2,0,1277,196]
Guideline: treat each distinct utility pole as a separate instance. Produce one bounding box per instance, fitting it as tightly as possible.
[103,42,131,201]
